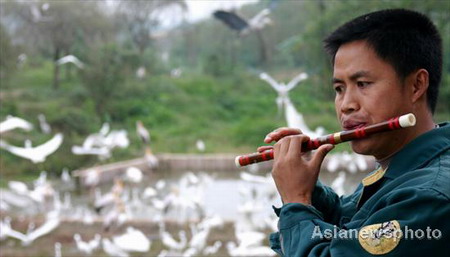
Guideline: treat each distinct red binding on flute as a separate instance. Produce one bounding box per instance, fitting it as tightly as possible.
[235,113,416,167]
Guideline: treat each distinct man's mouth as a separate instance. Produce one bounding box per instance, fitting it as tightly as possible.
[342,121,367,131]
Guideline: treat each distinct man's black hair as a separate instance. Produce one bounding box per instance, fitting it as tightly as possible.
[324,9,442,114]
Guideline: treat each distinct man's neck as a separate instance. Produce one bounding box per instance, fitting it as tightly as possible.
[377,157,392,170]
[375,112,436,170]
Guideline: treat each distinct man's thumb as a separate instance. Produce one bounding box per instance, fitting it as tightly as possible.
[312,144,334,167]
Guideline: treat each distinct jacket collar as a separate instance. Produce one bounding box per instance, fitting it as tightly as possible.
[384,122,450,180]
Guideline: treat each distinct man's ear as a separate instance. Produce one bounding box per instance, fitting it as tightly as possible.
[409,69,429,103]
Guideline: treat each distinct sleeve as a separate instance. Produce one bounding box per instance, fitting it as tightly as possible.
[310,181,343,225]
[269,187,450,257]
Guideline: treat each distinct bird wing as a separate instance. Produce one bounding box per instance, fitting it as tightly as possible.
[213,10,249,31]
[26,217,60,243]
[259,73,282,91]
[136,122,150,144]
[1,133,62,163]
[56,55,85,69]
[0,116,34,134]
[0,140,39,161]
[34,133,63,157]
[286,72,308,91]
[248,8,270,28]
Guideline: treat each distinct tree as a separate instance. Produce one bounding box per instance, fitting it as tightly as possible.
[0,23,17,88]
[81,43,125,118]
[115,0,187,55]
[3,0,114,90]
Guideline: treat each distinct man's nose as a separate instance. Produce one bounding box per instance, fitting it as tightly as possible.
[340,87,360,114]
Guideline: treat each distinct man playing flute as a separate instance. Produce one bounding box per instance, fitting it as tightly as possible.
[264,9,449,256]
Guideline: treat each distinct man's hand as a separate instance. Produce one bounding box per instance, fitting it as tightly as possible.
[263,128,334,205]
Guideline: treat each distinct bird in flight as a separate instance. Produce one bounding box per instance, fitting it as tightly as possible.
[213,8,272,36]
[0,133,63,163]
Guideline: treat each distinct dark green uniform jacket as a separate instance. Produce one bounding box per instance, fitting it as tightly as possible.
[270,122,450,256]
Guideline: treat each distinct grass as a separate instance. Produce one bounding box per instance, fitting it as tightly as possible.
[1,60,447,178]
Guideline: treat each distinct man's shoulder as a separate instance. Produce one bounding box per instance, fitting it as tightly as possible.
[429,148,450,199]
[403,148,450,199]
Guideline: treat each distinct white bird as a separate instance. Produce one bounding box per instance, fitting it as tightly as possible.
[136,121,150,145]
[170,68,183,78]
[0,115,33,134]
[23,211,60,245]
[38,114,51,134]
[341,153,358,173]
[203,241,222,255]
[84,169,101,187]
[74,233,101,255]
[0,133,63,163]
[331,171,347,196]
[104,130,129,149]
[71,144,110,159]
[160,226,187,251]
[0,200,10,211]
[214,8,272,36]
[284,100,325,139]
[99,123,110,136]
[226,241,275,256]
[72,124,128,160]
[124,167,143,183]
[260,72,308,97]
[56,55,84,69]
[235,231,266,248]
[8,181,29,195]
[196,140,205,152]
[144,146,158,169]
[30,3,52,22]
[259,72,325,138]
[60,168,72,184]
[34,170,48,187]
[198,215,225,231]
[54,242,62,257]
[94,179,124,211]
[142,186,157,199]
[240,172,271,184]
[113,227,151,252]
[0,189,34,209]
[102,238,129,257]
[136,66,146,79]
[326,153,341,173]
[186,226,210,254]
[17,53,27,68]
[155,180,166,190]
[0,217,28,242]
[354,153,369,171]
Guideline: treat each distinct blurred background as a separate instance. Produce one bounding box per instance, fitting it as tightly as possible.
[0,0,449,256]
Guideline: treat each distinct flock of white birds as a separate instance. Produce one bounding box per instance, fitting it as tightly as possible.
[0,66,373,256]
[0,112,369,257]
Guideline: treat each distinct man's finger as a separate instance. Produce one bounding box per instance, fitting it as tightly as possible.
[265,128,303,143]
[311,144,334,168]
[257,146,273,153]
[288,135,310,157]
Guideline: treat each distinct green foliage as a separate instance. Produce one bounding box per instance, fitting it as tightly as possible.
[81,43,126,117]
[0,0,449,178]
[0,24,17,88]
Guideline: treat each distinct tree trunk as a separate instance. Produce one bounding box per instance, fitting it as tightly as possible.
[255,30,269,66]
[53,47,61,90]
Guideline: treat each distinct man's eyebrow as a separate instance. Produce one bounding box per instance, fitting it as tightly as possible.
[332,77,344,84]
[349,70,371,81]
[332,70,372,84]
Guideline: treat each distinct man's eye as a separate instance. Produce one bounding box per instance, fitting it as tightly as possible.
[334,85,343,93]
[357,81,371,87]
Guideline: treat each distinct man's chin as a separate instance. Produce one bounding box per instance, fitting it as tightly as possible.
[350,140,373,156]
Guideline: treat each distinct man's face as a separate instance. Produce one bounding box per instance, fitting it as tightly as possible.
[333,40,412,159]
